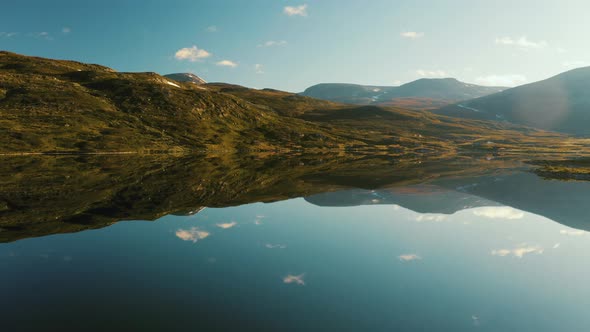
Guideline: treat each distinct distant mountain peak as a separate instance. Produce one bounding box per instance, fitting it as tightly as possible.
[164,73,206,84]
[301,78,506,109]
[433,66,590,135]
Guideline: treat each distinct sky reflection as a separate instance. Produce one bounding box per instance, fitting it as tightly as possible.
[1,191,590,331]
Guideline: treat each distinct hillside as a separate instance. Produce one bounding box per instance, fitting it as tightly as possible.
[300,83,393,104]
[0,51,586,157]
[0,51,365,153]
[301,78,505,110]
[434,67,590,135]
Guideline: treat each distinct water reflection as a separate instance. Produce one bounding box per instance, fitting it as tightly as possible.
[2,194,589,331]
[2,154,590,330]
[216,221,238,229]
[491,245,544,258]
[398,254,422,262]
[283,274,306,286]
[3,154,590,243]
[472,206,524,220]
[175,227,210,243]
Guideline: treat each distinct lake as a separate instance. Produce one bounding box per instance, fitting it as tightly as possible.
[1,155,590,331]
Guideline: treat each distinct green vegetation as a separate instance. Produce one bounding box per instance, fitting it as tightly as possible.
[0,51,361,153]
[2,51,589,157]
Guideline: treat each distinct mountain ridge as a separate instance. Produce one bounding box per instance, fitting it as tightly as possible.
[301,78,506,110]
[433,66,590,135]
[164,73,206,84]
[1,51,589,158]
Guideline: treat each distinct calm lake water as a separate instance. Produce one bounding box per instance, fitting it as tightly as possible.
[2,158,590,331]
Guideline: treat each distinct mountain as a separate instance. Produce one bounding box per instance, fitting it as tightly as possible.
[433,67,590,135]
[0,51,368,153]
[164,73,206,84]
[2,51,572,156]
[301,78,506,110]
[300,83,393,105]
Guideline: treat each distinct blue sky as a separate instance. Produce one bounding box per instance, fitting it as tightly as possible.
[1,0,589,92]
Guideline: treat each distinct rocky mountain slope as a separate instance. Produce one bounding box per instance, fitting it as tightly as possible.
[0,51,362,153]
[434,67,590,135]
[164,73,206,84]
[301,78,506,110]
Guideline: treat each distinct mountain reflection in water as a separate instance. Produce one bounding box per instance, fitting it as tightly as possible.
[1,153,589,242]
[2,154,590,331]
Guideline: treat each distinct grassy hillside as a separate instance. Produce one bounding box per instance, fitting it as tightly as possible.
[1,51,589,157]
[199,82,590,158]
[0,51,366,153]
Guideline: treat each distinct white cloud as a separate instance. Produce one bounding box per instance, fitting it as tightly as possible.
[33,31,52,40]
[416,69,448,78]
[174,45,211,62]
[62,27,71,34]
[255,64,264,74]
[472,207,524,220]
[560,229,587,236]
[475,74,527,87]
[284,4,308,16]
[216,221,237,229]
[216,60,238,68]
[491,245,544,258]
[563,60,588,69]
[400,31,424,39]
[206,25,218,32]
[175,227,210,243]
[258,40,287,47]
[492,249,511,256]
[0,32,17,38]
[283,274,305,285]
[398,254,422,262]
[556,47,567,54]
[495,36,548,50]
